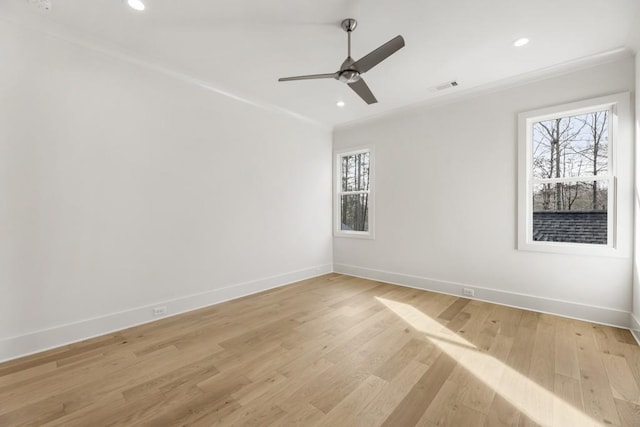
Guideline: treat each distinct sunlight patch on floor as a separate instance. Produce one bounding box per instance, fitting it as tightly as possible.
[376,297,601,427]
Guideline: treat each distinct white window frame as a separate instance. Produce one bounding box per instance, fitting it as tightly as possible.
[334,146,375,239]
[517,93,629,256]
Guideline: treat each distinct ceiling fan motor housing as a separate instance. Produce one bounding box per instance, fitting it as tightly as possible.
[338,70,361,83]
[338,56,360,83]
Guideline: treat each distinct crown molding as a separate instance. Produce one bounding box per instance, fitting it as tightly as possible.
[0,15,329,131]
[335,47,633,132]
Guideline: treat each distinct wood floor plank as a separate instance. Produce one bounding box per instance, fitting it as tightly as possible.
[210,401,287,426]
[485,393,522,426]
[232,357,334,422]
[553,373,584,414]
[555,317,581,380]
[575,322,622,426]
[451,300,499,415]
[438,298,471,321]
[0,361,58,388]
[316,374,387,426]
[505,315,537,374]
[373,338,431,381]
[602,354,640,404]
[456,300,494,344]
[380,353,457,427]
[448,404,487,427]
[624,345,640,394]
[492,305,524,338]
[356,360,431,427]
[0,273,638,427]
[274,403,325,427]
[593,324,630,357]
[418,379,461,425]
[613,397,640,427]
[529,318,556,392]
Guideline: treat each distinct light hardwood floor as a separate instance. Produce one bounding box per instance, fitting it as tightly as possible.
[1,273,639,426]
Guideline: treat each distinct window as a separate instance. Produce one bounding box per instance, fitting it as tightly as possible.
[335,147,374,238]
[518,93,629,256]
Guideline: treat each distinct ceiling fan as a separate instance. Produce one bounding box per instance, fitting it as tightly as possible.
[278,19,405,105]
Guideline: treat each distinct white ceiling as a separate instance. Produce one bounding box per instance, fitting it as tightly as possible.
[2,0,639,127]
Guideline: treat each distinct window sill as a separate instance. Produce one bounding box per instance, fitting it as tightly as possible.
[334,231,375,240]
[517,240,625,258]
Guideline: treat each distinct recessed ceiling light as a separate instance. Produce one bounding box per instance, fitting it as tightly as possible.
[336,100,345,107]
[127,0,145,11]
[513,38,530,47]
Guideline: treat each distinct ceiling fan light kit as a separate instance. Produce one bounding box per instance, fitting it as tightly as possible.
[278,18,405,105]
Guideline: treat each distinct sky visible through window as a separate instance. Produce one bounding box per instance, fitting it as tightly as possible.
[532,110,608,212]
[531,109,609,244]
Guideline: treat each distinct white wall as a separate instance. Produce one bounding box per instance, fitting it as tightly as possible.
[0,23,333,361]
[629,15,640,341]
[334,57,635,327]
[633,52,640,340]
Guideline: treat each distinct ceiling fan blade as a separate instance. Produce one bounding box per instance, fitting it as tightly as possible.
[353,35,405,73]
[348,78,378,104]
[278,73,337,82]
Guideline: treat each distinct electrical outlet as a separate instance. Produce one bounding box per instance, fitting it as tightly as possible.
[463,288,475,297]
[153,306,167,316]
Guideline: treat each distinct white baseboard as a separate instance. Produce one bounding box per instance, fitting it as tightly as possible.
[0,264,333,363]
[631,313,640,345]
[334,263,631,329]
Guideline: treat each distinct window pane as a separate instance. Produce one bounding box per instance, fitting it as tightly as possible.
[341,152,370,192]
[532,110,608,180]
[341,194,369,232]
[532,181,608,244]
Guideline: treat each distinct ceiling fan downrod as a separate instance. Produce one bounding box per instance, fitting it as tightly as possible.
[339,18,360,84]
[341,18,358,58]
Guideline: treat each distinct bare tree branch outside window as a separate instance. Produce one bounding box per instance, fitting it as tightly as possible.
[531,110,609,244]
[339,152,370,232]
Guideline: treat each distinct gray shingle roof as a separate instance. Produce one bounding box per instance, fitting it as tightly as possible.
[532,211,607,245]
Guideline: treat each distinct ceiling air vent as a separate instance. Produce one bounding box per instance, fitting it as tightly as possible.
[429,81,459,92]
